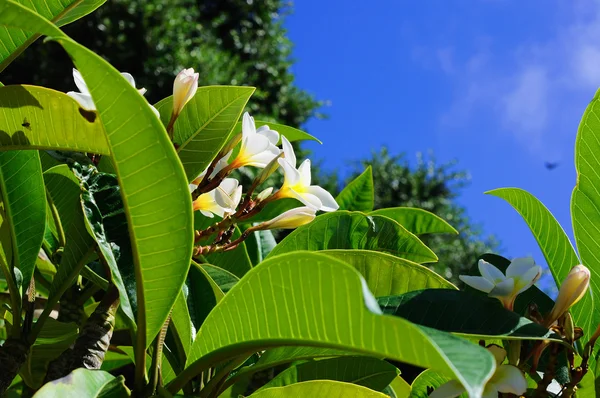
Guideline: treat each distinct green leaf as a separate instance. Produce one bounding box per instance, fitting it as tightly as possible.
[232,120,321,144]
[387,376,411,398]
[20,319,78,389]
[0,0,106,72]
[335,166,374,212]
[410,370,452,398]
[320,250,455,297]
[572,90,600,344]
[74,164,136,328]
[220,347,357,396]
[369,208,457,236]
[201,263,238,294]
[246,229,277,265]
[154,86,255,181]
[268,211,437,264]
[259,356,399,392]
[0,151,46,288]
[186,262,224,331]
[32,368,130,398]
[486,188,589,331]
[172,252,495,397]
[248,380,389,397]
[377,289,560,342]
[168,290,193,363]
[0,86,108,153]
[0,4,194,348]
[100,349,132,372]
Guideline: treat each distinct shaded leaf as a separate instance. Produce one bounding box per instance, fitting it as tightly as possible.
[32,368,130,398]
[248,380,388,397]
[410,370,452,398]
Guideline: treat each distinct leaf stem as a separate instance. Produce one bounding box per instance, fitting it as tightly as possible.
[46,188,66,248]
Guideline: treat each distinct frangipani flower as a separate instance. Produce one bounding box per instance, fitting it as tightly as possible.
[257,206,316,230]
[226,113,280,169]
[273,136,339,212]
[430,345,527,398]
[192,178,242,218]
[172,68,199,117]
[67,68,160,117]
[545,264,590,326]
[459,257,542,310]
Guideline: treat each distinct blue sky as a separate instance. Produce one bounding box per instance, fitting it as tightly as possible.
[285,0,600,288]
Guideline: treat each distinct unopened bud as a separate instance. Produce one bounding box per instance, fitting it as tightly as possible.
[172,68,199,118]
[256,187,273,203]
[545,265,590,327]
[250,152,283,192]
[255,207,316,230]
[562,312,575,343]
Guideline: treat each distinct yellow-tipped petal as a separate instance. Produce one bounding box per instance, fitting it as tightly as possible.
[546,264,590,326]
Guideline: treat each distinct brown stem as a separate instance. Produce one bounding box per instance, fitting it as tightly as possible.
[43,285,119,383]
[194,227,256,256]
[535,343,561,397]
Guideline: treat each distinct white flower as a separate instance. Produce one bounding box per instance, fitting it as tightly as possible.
[257,206,316,230]
[227,113,280,169]
[459,257,542,310]
[273,136,339,212]
[430,345,527,398]
[192,178,242,218]
[545,264,590,326]
[67,68,160,117]
[172,68,199,117]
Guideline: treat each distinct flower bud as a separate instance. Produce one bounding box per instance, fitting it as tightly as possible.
[545,264,590,326]
[172,68,199,118]
[256,207,316,230]
[256,187,273,202]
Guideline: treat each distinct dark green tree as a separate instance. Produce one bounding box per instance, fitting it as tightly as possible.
[2,0,321,127]
[345,148,499,283]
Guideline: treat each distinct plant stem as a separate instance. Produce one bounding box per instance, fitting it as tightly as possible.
[46,188,66,248]
[150,314,172,394]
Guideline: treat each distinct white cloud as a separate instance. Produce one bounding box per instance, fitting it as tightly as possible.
[435,0,600,154]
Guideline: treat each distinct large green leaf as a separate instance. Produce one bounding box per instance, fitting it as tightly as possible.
[220,347,356,396]
[320,250,455,297]
[410,370,451,398]
[0,0,106,72]
[268,211,437,264]
[249,380,389,397]
[369,208,457,236]
[335,166,374,212]
[171,252,495,397]
[572,90,600,342]
[259,356,399,392]
[486,188,590,331]
[377,289,560,342]
[75,164,136,328]
[186,261,224,331]
[0,151,46,288]
[0,86,108,153]
[32,368,130,398]
[0,4,194,349]
[154,86,255,181]
[246,229,277,266]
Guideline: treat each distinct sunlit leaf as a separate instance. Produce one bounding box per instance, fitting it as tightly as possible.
[32,368,130,397]
[336,166,374,212]
[369,208,457,236]
[268,211,437,264]
[248,380,389,397]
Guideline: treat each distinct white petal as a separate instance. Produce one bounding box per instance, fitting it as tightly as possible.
[492,365,527,395]
[281,135,296,167]
[189,184,198,194]
[213,187,235,210]
[458,275,494,293]
[506,257,536,278]
[242,112,255,140]
[150,104,160,118]
[297,159,312,186]
[200,210,214,218]
[486,344,507,366]
[219,178,240,196]
[481,386,500,398]
[72,68,89,94]
[429,380,465,398]
[489,278,515,298]
[278,158,301,186]
[515,265,542,294]
[231,185,243,209]
[292,189,323,210]
[67,92,96,111]
[257,125,280,146]
[478,260,506,283]
[242,135,271,157]
[245,146,280,168]
[305,185,339,212]
[121,72,137,88]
